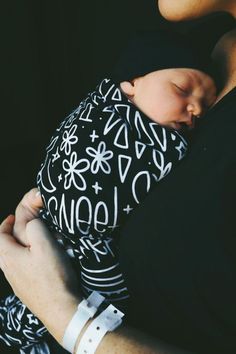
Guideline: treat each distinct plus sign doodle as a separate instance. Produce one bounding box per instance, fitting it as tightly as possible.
[92,181,102,194]
[90,130,99,142]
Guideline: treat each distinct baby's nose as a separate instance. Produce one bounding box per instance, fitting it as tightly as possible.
[187,101,202,118]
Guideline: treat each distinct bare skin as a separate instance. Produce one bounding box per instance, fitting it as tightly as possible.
[158,0,236,21]
[0,215,192,354]
[0,2,236,353]
[13,188,43,246]
[212,28,236,102]
[121,68,216,130]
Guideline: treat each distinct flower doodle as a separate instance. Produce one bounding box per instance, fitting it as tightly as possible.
[86,141,113,174]
[60,124,78,155]
[63,152,90,190]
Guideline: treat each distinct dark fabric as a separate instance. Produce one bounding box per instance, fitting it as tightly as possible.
[37,77,187,305]
[112,29,213,83]
[2,4,235,353]
[0,78,187,352]
[119,86,236,354]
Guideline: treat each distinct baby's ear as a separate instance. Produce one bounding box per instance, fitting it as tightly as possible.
[120,80,135,97]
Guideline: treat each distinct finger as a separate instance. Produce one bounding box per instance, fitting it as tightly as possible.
[0,215,15,234]
[22,188,44,210]
[15,188,44,224]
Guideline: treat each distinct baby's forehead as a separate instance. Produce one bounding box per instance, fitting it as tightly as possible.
[169,68,201,78]
[168,68,212,86]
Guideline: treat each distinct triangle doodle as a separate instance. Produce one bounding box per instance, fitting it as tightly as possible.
[134,112,154,146]
[79,102,93,122]
[112,88,122,101]
[100,83,115,100]
[102,106,114,113]
[135,141,146,159]
[114,104,131,123]
[149,123,167,152]
[114,124,129,149]
[103,113,122,135]
[118,155,132,183]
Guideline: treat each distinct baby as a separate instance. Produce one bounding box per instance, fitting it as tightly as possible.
[0,30,216,352]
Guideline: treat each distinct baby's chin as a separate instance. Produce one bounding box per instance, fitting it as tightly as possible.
[165,122,195,133]
[169,122,182,131]
[162,122,183,131]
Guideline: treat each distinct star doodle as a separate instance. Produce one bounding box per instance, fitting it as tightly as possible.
[52,147,60,163]
[27,314,39,325]
[175,141,187,160]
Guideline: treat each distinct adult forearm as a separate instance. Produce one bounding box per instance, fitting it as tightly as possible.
[0,216,192,354]
[80,322,192,354]
[43,292,193,354]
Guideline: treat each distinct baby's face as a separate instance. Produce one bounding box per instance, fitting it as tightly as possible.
[121,68,216,130]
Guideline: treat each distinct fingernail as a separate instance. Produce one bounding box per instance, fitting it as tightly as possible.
[36,190,41,197]
[6,215,15,223]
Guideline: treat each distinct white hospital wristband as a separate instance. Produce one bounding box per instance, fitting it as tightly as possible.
[62,291,105,353]
[76,304,124,354]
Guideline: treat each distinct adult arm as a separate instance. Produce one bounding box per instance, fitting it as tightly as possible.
[0,216,192,354]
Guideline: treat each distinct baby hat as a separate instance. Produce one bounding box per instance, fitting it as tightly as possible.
[112,29,212,82]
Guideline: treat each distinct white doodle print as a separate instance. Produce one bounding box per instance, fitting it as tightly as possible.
[118,155,132,183]
[86,141,113,174]
[0,295,47,350]
[0,78,188,353]
[63,152,90,190]
[113,124,129,149]
[51,147,60,163]
[60,124,78,155]
[152,149,173,181]
[132,171,151,204]
[92,181,103,194]
[20,342,51,354]
[175,140,188,160]
[89,130,99,142]
[135,141,146,159]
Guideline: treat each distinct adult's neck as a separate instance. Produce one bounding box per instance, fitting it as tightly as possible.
[212,28,236,103]
[226,1,236,17]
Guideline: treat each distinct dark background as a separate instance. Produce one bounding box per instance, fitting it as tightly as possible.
[1,1,235,295]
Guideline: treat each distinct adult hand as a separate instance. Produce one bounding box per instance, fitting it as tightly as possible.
[13,187,44,246]
[0,215,81,343]
[0,219,192,353]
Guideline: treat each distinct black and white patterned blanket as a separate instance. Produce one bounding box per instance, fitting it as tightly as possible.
[0,78,187,353]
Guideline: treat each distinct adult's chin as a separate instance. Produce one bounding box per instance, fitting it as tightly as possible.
[158,0,221,22]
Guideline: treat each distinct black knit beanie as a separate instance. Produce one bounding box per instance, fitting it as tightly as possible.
[112,29,212,83]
